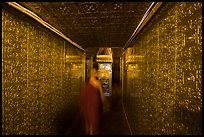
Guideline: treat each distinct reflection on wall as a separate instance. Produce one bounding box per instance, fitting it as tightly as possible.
[65,51,86,97]
[2,4,85,135]
[123,2,202,135]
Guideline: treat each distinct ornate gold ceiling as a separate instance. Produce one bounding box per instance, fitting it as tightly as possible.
[18,2,152,58]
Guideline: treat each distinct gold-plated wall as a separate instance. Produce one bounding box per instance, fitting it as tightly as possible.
[123,2,202,135]
[2,4,85,135]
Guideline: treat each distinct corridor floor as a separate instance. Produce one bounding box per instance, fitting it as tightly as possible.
[68,83,131,135]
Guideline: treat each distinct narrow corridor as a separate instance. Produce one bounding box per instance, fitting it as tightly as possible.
[68,84,131,135]
[2,2,202,135]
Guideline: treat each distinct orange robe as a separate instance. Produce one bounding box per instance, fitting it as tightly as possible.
[80,81,103,134]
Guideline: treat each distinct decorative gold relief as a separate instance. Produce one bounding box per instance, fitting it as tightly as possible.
[2,5,85,135]
[124,2,202,135]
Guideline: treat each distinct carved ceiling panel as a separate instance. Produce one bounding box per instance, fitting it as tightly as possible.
[18,2,152,58]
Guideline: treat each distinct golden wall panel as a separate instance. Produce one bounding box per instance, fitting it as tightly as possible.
[2,3,85,135]
[123,2,202,135]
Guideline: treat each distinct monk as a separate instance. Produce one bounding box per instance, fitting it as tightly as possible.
[80,67,106,135]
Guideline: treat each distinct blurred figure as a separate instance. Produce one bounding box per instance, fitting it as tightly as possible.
[80,66,109,135]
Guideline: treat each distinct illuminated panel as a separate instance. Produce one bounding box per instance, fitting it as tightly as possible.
[123,2,202,135]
